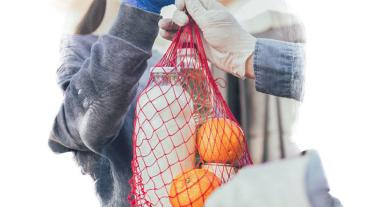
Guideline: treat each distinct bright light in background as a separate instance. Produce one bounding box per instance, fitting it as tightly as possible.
[0,0,373,206]
[287,0,374,206]
[0,1,99,206]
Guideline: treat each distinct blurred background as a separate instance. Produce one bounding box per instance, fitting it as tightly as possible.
[0,0,373,206]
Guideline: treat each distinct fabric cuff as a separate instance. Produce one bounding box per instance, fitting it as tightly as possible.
[121,1,161,14]
[254,38,304,101]
[109,4,161,52]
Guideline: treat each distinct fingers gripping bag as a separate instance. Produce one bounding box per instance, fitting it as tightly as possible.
[129,19,253,207]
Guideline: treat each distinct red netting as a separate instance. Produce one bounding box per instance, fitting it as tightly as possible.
[129,19,253,207]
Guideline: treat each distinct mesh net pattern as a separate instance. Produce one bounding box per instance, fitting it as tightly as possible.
[129,20,253,207]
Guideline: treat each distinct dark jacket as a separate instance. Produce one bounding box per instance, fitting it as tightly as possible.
[48,5,160,207]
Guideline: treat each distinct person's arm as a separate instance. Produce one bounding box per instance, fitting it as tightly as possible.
[246,38,305,101]
[205,151,342,207]
[159,0,305,101]
[49,5,161,154]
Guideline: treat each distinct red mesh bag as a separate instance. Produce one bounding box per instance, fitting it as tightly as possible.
[129,19,253,207]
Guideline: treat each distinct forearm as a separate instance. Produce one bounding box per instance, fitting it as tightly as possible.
[50,5,161,153]
[246,38,305,101]
[245,55,255,79]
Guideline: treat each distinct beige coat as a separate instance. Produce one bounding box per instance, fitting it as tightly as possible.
[212,0,305,164]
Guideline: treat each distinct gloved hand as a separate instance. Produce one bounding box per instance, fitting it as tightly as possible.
[159,0,256,78]
[122,0,174,14]
[204,151,342,207]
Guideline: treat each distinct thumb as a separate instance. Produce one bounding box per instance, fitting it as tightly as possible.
[185,0,207,24]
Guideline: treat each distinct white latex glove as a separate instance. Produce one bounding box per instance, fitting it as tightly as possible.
[204,151,342,207]
[159,0,256,79]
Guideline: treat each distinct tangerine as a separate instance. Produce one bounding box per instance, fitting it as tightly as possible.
[197,118,246,163]
[169,169,221,207]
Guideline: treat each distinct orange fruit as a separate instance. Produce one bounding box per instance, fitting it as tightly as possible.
[197,118,246,163]
[169,169,221,207]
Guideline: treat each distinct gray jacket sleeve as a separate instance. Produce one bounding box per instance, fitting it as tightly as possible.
[48,5,161,153]
[253,38,305,101]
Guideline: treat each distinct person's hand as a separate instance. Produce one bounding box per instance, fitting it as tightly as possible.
[204,151,342,207]
[122,0,174,14]
[159,0,256,79]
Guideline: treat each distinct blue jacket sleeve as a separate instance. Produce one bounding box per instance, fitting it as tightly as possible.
[48,5,161,153]
[253,38,305,101]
